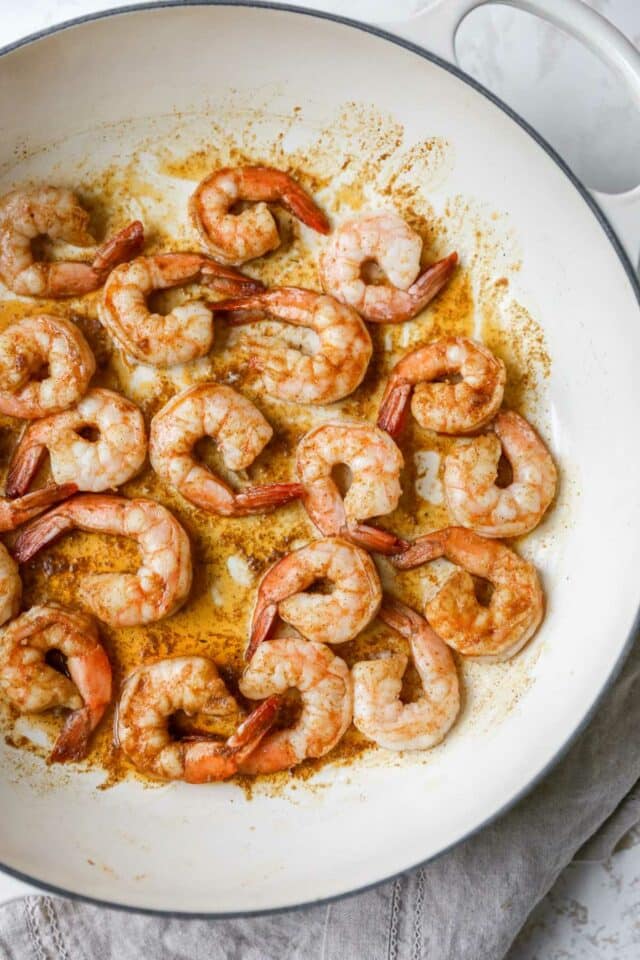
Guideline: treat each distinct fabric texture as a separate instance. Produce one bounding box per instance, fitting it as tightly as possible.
[0,637,638,960]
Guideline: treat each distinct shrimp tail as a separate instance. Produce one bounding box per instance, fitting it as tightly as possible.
[92,220,145,276]
[0,483,77,532]
[233,482,304,515]
[408,251,458,311]
[200,261,264,296]
[227,694,281,757]
[12,505,76,563]
[280,184,331,235]
[377,381,412,438]
[6,438,47,497]
[391,534,446,570]
[214,294,266,318]
[49,706,92,763]
[246,603,278,661]
[347,523,408,556]
[378,596,424,635]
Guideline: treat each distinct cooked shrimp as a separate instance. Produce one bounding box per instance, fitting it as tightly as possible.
[0,485,77,533]
[0,315,95,419]
[444,410,557,537]
[319,212,458,323]
[13,494,192,627]
[190,166,330,265]
[393,527,543,660]
[216,287,372,404]
[238,636,352,774]
[378,337,506,437]
[352,598,459,750]
[0,543,21,627]
[100,253,263,367]
[247,537,381,659]
[115,656,279,782]
[0,187,143,297]
[7,389,146,495]
[0,604,112,762]
[149,383,302,516]
[296,420,406,554]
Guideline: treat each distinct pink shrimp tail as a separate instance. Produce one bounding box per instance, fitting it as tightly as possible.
[408,251,458,310]
[282,186,330,235]
[200,260,264,296]
[6,440,47,497]
[391,533,446,570]
[12,502,76,563]
[377,381,412,438]
[378,596,424,635]
[1,483,77,533]
[234,482,304,515]
[92,220,145,275]
[49,706,92,763]
[246,602,278,661]
[347,523,408,556]
[228,695,281,756]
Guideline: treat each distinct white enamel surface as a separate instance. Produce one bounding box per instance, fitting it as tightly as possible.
[0,4,640,914]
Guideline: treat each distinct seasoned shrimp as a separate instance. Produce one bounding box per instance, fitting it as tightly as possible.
[238,636,352,774]
[100,253,263,367]
[296,420,406,554]
[444,410,557,537]
[216,287,372,404]
[0,485,77,533]
[0,187,143,297]
[352,598,459,751]
[0,543,21,627]
[190,166,330,265]
[247,537,381,659]
[394,527,543,660]
[13,494,192,627]
[115,656,279,782]
[0,604,112,761]
[319,212,458,323]
[0,315,95,419]
[378,337,506,437]
[7,389,147,495]
[149,383,302,516]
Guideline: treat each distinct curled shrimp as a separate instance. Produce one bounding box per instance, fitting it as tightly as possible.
[352,598,460,751]
[149,383,302,516]
[247,536,381,659]
[7,388,147,495]
[378,337,506,437]
[394,527,543,660]
[13,494,192,627]
[444,410,557,537]
[0,604,112,762]
[238,636,352,774]
[0,187,143,297]
[0,543,21,627]
[115,656,279,782]
[100,253,263,367]
[319,212,458,323]
[190,166,330,265]
[296,420,406,554]
[216,286,372,404]
[0,315,95,419]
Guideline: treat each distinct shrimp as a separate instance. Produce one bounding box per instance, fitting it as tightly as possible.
[444,410,557,537]
[149,383,302,516]
[352,598,459,751]
[247,537,381,659]
[7,389,147,495]
[0,543,21,627]
[393,527,543,660]
[0,315,95,419]
[378,337,506,437]
[13,494,192,627]
[190,166,330,265]
[0,485,77,533]
[100,253,263,367]
[238,636,352,774]
[319,212,458,323]
[0,187,143,297]
[0,604,112,762]
[115,656,279,782]
[296,420,406,554]
[216,287,372,404]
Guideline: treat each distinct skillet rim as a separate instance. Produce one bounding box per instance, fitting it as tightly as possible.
[0,0,638,919]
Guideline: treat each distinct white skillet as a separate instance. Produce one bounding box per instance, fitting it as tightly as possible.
[0,0,639,915]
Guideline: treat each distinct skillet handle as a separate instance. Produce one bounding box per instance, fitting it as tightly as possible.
[381,0,640,268]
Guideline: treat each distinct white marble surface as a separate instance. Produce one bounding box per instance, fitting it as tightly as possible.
[1,1,639,956]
